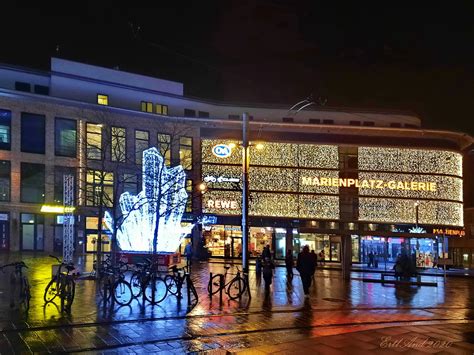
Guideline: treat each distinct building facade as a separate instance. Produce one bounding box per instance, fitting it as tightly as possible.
[0,58,472,268]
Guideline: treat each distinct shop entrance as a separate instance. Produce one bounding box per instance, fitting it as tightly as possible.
[293,233,340,262]
[20,213,44,251]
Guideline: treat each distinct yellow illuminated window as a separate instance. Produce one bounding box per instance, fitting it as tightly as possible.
[157,133,171,166]
[140,101,153,113]
[97,94,109,106]
[156,104,168,115]
[179,136,193,170]
[86,123,102,160]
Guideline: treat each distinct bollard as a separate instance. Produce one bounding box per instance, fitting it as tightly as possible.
[209,272,213,297]
[219,274,224,305]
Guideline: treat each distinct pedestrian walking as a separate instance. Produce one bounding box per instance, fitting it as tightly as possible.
[285,249,294,278]
[374,252,379,268]
[318,250,325,266]
[262,257,275,291]
[368,251,374,268]
[262,245,272,259]
[255,255,262,279]
[184,242,193,271]
[310,249,318,278]
[296,245,316,296]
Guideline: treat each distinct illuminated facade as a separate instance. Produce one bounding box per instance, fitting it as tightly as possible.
[0,57,471,269]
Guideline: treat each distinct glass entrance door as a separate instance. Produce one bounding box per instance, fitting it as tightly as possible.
[20,213,44,251]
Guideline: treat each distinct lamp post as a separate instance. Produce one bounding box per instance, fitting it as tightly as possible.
[414,201,419,228]
[241,112,250,274]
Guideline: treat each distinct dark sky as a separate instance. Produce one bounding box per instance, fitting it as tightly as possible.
[2,2,474,136]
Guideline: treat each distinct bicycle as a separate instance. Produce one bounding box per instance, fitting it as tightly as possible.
[1,261,30,311]
[44,255,76,312]
[165,265,198,306]
[207,265,248,300]
[130,258,168,305]
[97,264,133,307]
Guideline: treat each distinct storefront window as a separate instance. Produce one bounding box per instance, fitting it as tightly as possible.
[249,227,273,257]
[293,233,336,261]
[351,235,360,262]
[85,217,111,253]
[409,238,437,268]
[203,225,241,257]
[275,228,286,259]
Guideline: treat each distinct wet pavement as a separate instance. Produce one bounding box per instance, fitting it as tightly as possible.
[0,252,473,354]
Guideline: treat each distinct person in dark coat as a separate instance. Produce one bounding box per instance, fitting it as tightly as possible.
[296,245,316,296]
[285,249,294,278]
[310,250,318,278]
[262,245,272,259]
[262,257,275,291]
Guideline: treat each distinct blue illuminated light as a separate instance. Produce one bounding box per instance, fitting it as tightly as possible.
[105,147,193,253]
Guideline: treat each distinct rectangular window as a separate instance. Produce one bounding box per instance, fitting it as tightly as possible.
[323,119,334,124]
[122,173,138,195]
[97,94,109,105]
[54,167,76,204]
[228,114,240,120]
[198,111,209,118]
[179,136,193,170]
[282,117,294,123]
[363,121,375,126]
[135,130,149,164]
[141,101,153,113]
[111,126,126,162]
[349,120,361,126]
[55,117,77,157]
[0,109,11,150]
[86,123,102,160]
[86,170,114,207]
[157,133,171,166]
[309,119,321,124]
[0,161,10,201]
[186,179,193,213]
[21,112,45,154]
[390,123,402,128]
[21,163,45,203]
[34,85,49,95]
[15,82,31,92]
[184,109,196,117]
[156,104,168,115]
[405,124,418,128]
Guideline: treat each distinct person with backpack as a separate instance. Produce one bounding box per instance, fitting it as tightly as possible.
[297,245,317,296]
[262,256,275,291]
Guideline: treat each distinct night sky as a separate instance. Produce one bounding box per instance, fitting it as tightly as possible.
[2,2,474,136]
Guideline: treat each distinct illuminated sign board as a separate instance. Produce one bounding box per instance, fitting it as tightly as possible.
[41,205,76,213]
[212,144,232,158]
[301,177,437,192]
[206,199,238,209]
[204,175,240,183]
[432,228,465,237]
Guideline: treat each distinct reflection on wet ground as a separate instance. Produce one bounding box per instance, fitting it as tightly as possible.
[0,252,472,353]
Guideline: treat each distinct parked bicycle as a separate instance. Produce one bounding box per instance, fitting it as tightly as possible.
[97,262,133,307]
[44,255,76,312]
[164,265,198,304]
[129,258,168,305]
[1,261,30,311]
[208,265,248,300]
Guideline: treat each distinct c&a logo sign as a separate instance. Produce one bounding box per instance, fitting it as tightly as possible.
[212,144,232,158]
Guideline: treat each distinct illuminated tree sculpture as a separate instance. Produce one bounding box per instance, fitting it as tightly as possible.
[105,147,193,253]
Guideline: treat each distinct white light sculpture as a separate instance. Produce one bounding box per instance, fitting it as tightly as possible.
[105,147,193,253]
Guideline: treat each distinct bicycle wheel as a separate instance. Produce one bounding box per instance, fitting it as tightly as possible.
[98,276,113,301]
[63,279,76,309]
[226,276,247,300]
[22,278,31,311]
[144,277,168,304]
[129,272,142,298]
[113,280,133,306]
[164,275,179,296]
[44,276,59,303]
[207,274,223,295]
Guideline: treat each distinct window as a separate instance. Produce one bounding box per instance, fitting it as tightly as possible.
[179,137,193,170]
[15,82,31,92]
[390,123,402,128]
[34,85,49,95]
[184,109,196,117]
[156,104,168,115]
[135,130,149,164]
[141,101,153,113]
[157,133,171,166]
[111,127,126,162]
[54,167,76,204]
[21,113,45,154]
[349,120,361,126]
[282,117,294,123]
[186,179,193,213]
[97,94,109,105]
[322,119,334,124]
[122,173,138,195]
[21,163,45,203]
[55,118,77,157]
[86,170,114,207]
[228,114,240,120]
[309,119,320,124]
[363,121,375,126]
[0,161,10,201]
[86,123,102,160]
[0,109,11,150]
[198,111,209,118]
[405,124,418,128]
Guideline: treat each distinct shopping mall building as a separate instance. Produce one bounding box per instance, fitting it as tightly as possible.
[0,57,472,268]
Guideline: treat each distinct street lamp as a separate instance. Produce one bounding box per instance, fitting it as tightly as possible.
[242,112,250,275]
